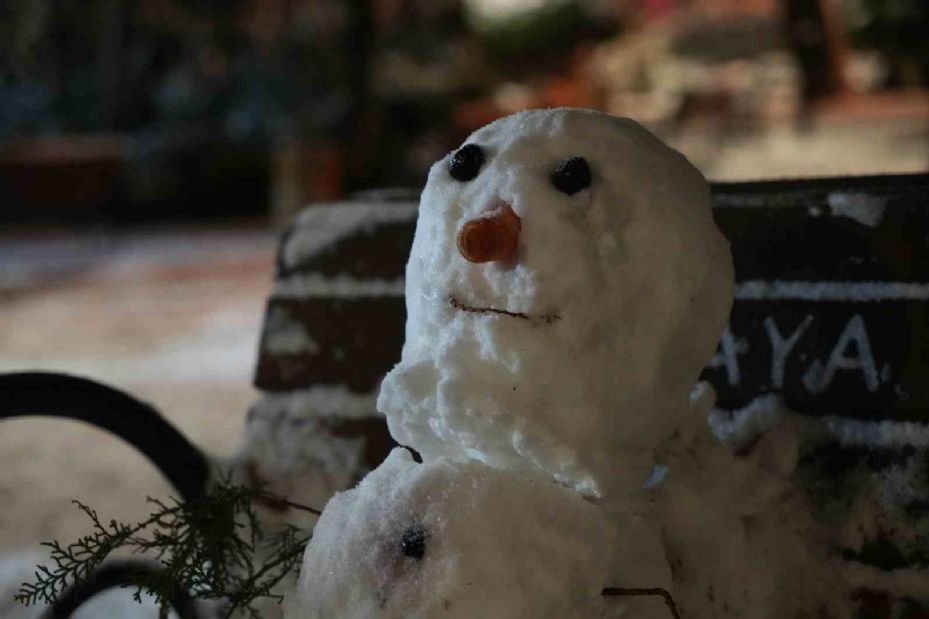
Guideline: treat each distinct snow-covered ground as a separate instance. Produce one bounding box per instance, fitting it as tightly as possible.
[0,225,274,552]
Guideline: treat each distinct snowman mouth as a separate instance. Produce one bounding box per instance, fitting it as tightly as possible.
[448,296,560,324]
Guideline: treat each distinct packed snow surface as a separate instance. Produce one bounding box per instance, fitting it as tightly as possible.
[285,448,617,619]
[233,390,380,527]
[708,393,785,452]
[378,108,734,498]
[827,191,886,228]
[658,419,853,619]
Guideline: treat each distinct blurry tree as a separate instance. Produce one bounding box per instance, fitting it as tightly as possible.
[840,0,929,88]
[353,0,483,189]
[465,0,618,79]
[0,0,56,135]
[0,0,635,221]
[782,0,848,101]
[0,0,382,218]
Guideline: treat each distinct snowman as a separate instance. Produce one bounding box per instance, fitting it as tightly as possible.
[285,108,735,619]
[378,107,733,500]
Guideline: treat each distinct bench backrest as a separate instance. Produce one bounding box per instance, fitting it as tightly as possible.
[253,174,929,616]
[256,173,929,423]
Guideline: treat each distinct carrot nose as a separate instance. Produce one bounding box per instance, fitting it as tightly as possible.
[457,204,521,263]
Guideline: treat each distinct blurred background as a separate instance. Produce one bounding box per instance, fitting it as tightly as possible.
[1,0,927,551]
[1,0,927,225]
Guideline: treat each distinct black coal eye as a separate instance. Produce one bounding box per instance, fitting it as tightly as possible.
[400,525,427,560]
[551,156,591,196]
[448,144,484,182]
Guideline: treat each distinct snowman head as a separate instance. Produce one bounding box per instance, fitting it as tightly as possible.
[378,108,733,498]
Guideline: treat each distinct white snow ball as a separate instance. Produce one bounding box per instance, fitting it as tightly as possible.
[378,107,734,498]
[284,448,618,619]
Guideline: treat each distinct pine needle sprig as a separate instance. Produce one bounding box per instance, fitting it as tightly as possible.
[223,526,310,618]
[15,499,186,607]
[15,478,316,619]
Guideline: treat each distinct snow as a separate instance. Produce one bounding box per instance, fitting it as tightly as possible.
[224,388,396,617]
[272,274,406,298]
[708,393,785,452]
[283,203,418,271]
[233,396,367,509]
[263,306,320,354]
[660,392,929,617]
[284,448,618,619]
[232,388,388,522]
[827,191,886,228]
[378,108,734,499]
[657,417,854,619]
[1,389,385,619]
[734,280,929,301]
[708,395,929,451]
[823,415,929,448]
[252,386,380,418]
[0,305,259,385]
[640,464,669,489]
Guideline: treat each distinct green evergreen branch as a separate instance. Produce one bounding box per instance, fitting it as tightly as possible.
[15,499,187,607]
[15,478,314,618]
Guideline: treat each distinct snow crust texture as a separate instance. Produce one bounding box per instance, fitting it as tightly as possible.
[658,417,854,619]
[283,202,418,272]
[660,400,929,618]
[378,108,734,499]
[284,448,618,619]
[233,390,390,529]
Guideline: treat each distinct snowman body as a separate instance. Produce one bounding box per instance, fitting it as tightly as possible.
[285,448,618,619]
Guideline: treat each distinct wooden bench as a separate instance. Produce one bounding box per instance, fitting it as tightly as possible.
[254,173,929,616]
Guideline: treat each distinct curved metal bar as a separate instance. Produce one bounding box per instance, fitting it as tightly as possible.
[0,372,209,502]
[38,559,203,619]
